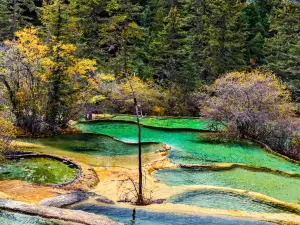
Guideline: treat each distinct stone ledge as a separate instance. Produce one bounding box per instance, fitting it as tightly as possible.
[0,199,122,225]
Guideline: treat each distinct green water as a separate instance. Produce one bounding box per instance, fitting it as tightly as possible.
[168,190,291,213]
[0,211,68,225]
[75,121,300,173]
[154,168,300,203]
[0,157,78,185]
[102,115,219,130]
[21,133,163,156]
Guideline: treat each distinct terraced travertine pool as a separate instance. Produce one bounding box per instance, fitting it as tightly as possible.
[21,133,163,156]
[71,204,274,225]
[75,121,300,173]
[20,133,164,167]
[167,190,289,213]
[154,167,300,203]
[15,116,300,220]
[0,157,78,185]
[95,115,219,130]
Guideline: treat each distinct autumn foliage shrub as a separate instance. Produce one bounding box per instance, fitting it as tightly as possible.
[0,114,15,155]
[0,27,97,134]
[202,70,300,160]
[92,75,168,116]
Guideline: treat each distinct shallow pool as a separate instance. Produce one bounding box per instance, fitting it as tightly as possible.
[21,133,163,156]
[168,190,291,213]
[0,157,78,185]
[71,204,274,225]
[154,168,300,203]
[101,115,219,130]
[75,121,300,173]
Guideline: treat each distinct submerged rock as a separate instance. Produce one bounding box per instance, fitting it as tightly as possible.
[151,199,166,204]
[94,195,115,205]
[39,191,94,207]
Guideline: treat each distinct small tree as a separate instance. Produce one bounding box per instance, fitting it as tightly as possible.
[93,74,166,115]
[93,73,158,205]
[202,70,294,137]
[0,27,97,134]
[0,113,15,156]
[202,70,300,158]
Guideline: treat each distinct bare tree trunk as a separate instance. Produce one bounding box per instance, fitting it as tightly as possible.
[134,98,143,205]
[127,73,144,205]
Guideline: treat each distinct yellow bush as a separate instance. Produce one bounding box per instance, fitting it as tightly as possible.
[0,115,15,152]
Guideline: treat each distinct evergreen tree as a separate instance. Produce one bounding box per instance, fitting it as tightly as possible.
[241,2,265,66]
[0,0,36,41]
[69,0,143,74]
[201,0,247,81]
[264,0,300,77]
[149,7,188,86]
[41,0,97,127]
[183,0,209,82]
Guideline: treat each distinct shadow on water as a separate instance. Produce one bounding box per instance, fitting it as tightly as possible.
[71,204,274,225]
[130,208,136,225]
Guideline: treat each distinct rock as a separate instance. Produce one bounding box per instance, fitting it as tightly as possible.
[151,199,166,204]
[39,191,94,207]
[0,198,122,225]
[94,195,115,205]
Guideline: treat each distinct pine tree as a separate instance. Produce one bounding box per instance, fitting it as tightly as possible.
[69,0,143,74]
[241,2,265,66]
[264,0,300,77]
[183,0,209,82]
[201,0,247,81]
[149,7,188,86]
[0,0,36,41]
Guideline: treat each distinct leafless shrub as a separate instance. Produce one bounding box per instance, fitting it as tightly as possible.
[117,172,154,205]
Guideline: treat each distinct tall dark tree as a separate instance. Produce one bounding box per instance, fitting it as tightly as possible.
[264,0,300,77]
[0,0,36,41]
[41,0,75,127]
[149,7,188,85]
[69,0,143,74]
[200,0,247,81]
[183,0,209,82]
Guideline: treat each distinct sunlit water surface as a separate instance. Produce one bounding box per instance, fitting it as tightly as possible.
[168,190,292,213]
[71,204,274,225]
[154,168,300,203]
[76,121,300,173]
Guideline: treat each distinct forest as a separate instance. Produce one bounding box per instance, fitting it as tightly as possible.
[1,0,300,156]
[0,0,300,224]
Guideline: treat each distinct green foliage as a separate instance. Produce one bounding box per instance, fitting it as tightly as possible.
[1,0,300,122]
[0,0,36,41]
[0,27,97,133]
[149,7,188,85]
[264,0,300,77]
